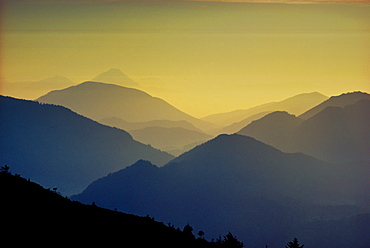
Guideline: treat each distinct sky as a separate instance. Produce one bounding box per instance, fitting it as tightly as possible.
[1,0,369,117]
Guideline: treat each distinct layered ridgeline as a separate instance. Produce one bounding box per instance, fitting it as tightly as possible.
[73,134,369,247]
[202,92,328,127]
[101,118,212,156]
[238,92,370,163]
[36,81,216,133]
[0,96,174,195]
[1,170,217,248]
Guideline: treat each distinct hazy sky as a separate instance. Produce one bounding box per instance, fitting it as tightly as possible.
[1,0,369,117]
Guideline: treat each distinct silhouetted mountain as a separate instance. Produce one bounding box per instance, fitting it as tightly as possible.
[0,96,174,195]
[100,117,203,133]
[202,92,327,127]
[238,97,370,163]
[1,75,75,100]
[0,171,216,247]
[299,91,370,120]
[73,134,369,247]
[37,81,216,133]
[92,68,141,88]
[129,126,212,156]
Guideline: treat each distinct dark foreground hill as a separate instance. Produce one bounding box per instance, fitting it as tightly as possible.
[0,170,217,248]
[73,134,370,247]
[0,96,174,195]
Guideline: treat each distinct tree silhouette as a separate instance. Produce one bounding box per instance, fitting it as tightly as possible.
[183,223,194,239]
[198,230,205,239]
[286,238,304,248]
[215,232,244,248]
[0,165,10,174]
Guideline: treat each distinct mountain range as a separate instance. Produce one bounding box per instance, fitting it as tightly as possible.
[238,92,370,163]
[0,96,173,195]
[37,81,216,133]
[2,72,369,248]
[202,92,328,127]
[72,134,369,247]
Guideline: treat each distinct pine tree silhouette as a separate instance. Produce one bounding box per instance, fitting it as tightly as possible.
[285,238,304,248]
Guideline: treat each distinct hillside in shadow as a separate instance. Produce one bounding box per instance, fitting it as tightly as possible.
[73,134,369,247]
[0,169,220,248]
[238,93,370,163]
[0,96,174,195]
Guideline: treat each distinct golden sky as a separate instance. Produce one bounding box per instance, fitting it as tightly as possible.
[1,0,369,117]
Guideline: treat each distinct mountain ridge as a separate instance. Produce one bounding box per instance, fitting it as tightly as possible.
[0,95,174,195]
[202,92,327,127]
[238,93,370,163]
[1,170,217,247]
[299,91,370,120]
[37,81,216,133]
[73,133,369,247]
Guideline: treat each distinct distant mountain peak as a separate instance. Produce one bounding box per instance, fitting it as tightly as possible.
[92,68,140,88]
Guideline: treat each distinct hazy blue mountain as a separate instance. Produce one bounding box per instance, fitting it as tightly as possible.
[299,91,370,120]
[202,92,327,127]
[92,68,141,88]
[0,96,174,195]
[129,126,212,156]
[1,171,216,248]
[238,97,370,163]
[73,134,369,247]
[100,117,203,133]
[37,81,216,133]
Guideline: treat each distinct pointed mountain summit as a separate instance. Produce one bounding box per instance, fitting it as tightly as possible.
[299,91,370,120]
[92,68,140,88]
